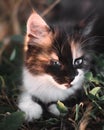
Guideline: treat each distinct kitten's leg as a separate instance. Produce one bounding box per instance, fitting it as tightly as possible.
[18,92,43,121]
[48,104,60,116]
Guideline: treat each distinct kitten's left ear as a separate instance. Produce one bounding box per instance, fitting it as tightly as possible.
[79,13,97,36]
[26,11,52,46]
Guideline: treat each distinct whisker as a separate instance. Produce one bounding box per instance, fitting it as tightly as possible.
[78,34,84,44]
[79,39,99,50]
[78,35,104,51]
[80,35,104,45]
[53,39,61,51]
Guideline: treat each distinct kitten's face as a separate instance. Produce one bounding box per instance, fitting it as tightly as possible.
[24,12,93,89]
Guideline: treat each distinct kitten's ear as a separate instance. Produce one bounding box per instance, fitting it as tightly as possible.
[26,11,52,46]
[79,13,97,36]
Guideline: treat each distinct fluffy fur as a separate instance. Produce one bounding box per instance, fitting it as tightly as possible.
[18,11,104,121]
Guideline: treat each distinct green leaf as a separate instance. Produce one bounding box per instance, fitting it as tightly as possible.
[57,100,68,114]
[85,72,100,84]
[75,104,80,121]
[99,95,104,101]
[10,49,16,61]
[0,75,6,88]
[89,87,101,96]
[0,111,25,130]
[85,72,93,81]
[45,118,59,125]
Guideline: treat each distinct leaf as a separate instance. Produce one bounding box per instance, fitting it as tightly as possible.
[45,118,59,125]
[0,111,25,130]
[85,72,93,81]
[99,95,104,101]
[0,75,6,88]
[92,78,99,85]
[10,49,16,61]
[89,87,101,96]
[85,72,99,84]
[75,104,80,121]
[87,87,101,100]
[57,100,68,114]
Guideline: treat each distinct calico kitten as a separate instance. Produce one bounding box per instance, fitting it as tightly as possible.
[18,11,104,121]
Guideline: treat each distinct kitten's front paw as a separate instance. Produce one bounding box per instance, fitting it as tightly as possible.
[18,101,43,121]
[48,104,60,116]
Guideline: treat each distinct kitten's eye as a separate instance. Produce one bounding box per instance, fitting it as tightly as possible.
[74,57,83,67]
[50,60,61,67]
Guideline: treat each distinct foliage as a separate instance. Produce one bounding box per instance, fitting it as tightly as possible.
[0,0,104,129]
[83,55,104,130]
[0,111,25,130]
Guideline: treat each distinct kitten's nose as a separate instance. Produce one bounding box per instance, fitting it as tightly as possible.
[72,70,78,77]
[70,76,75,81]
[75,70,78,76]
[65,70,78,83]
[65,76,74,83]
[69,70,78,81]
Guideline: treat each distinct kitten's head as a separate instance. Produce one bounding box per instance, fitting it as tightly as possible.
[24,11,99,90]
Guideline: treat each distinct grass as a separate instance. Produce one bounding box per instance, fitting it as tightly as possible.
[0,35,104,130]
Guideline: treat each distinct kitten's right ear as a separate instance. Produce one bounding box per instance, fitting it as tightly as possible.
[26,11,52,47]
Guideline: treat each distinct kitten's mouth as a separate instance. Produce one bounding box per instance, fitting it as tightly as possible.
[64,83,72,88]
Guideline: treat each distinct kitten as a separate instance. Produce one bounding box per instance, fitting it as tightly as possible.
[18,11,104,121]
